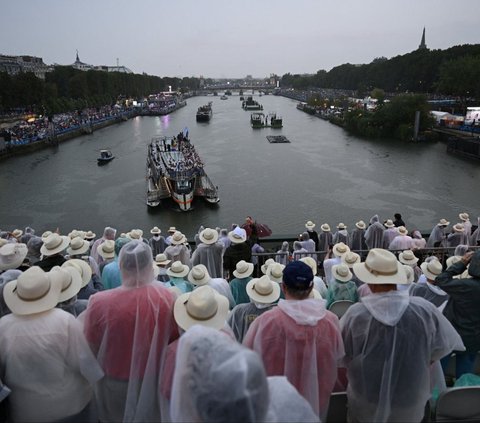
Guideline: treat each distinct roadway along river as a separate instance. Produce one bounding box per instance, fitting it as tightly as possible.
[1,94,480,239]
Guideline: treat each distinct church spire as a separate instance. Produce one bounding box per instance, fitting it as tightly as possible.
[418,27,427,50]
[75,49,80,63]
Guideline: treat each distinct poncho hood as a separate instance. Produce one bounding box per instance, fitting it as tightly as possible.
[361,291,410,326]
[278,298,327,326]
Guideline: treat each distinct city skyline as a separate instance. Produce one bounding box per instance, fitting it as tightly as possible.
[1,0,479,79]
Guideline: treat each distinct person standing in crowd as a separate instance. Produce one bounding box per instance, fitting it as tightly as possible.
[149,226,166,257]
[223,226,251,280]
[163,231,191,267]
[459,212,472,236]
[305,220,319,251]
[382,219,398,248]
[191,228,224,278]
[427,218,450,248]
[409,259,448,308]
[447,223,469,249]
[317,223,333,264]
[349,220,367,253]
[275,241,290,265]
[388,226,413,251]
[333,223,349,245]
[340,248,464,422]
[91,226,117,266]
[35,232,70,271]
[299,231,316,255]
[229,260,255,305]
[364,215,385,249]
[393,213,405,227]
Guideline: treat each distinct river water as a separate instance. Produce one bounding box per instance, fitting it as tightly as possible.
[1,94,479,239]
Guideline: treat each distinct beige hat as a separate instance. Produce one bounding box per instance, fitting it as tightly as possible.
[397,226,408,236]
[52,265,82,303]
[3,266,64,315]
[337,222,347,230]
[300,256,318,275]
[452,223,465,233]
[309,288,322,299]
[62,259,92,288]
[398,250,419,265]
[305,220,316,230]
[187,264,211,286]
[170,231,187,245]
[421,259,443,281]
[67,236,90,256]
[68,229,85,240]
[233,260,254,279]
[437,218,450,227]
[353,248,407,285]
[384,219,395,228]
[320,223,331,232]
[199,228,219,245]
[446,255,462,268]
[341,252,361,268]
[84,230,96,240]
[459,213,470,222]
[41,230,53,241]
[168,226,177,233]
[128,229,143,240]
[12,229,23,238]
[332,264,353,282]
[261,258,276,274]
[403,265,414,284]
[0,243,28,271]
[97,240,115,259]
[167,260,190,278]
[246,275,280,304]
[174,285,229,331]
[355,220,366,230]
[155,253,171,266]
[267,263,285,283]
[150,226,162,234]
[332,242,350,258]
[40,233,70,257]
[0,239,7,248]
[228,227,247,244]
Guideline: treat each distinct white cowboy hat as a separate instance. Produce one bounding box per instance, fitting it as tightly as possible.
[300,256,318,275]
[199,228,219,245]
[168,226,177,233]
[155,253,171,266]
[446,255,462,268]
[459,213,470,222]
[355,220,366,230]
[437,218,450,227]
[337,223,347,230]
[246,275,280,304]
[353,248,407,285]
[227,227,247,244]
[332,264,353,282]
[40,233,70,257]
[305,220,316,230]
[174,285,229,331]
[97,240,115,260]
[398,250,419,265]
[128,229,143,240]
[41,230,53,241]
[67,236,90,256]
[384,219,395,228]
[84,230,96,240]
[233,260,254,279]
[320,223,331,232]
[187,264,211,286]
[267,263,285,283]
[452,223,465,233]
[341,252,361,268]
[3,266,64,315]
[0,243,28,271]
[261,258,275,275]
[397,226,408,236]
[167,260,190,278]
[52,265,82,303]
[68,229,85,240]
[12,229,23,238]
[309,288,322,299]
[332,242,350,258]
[62,259,92,288]
[170,231,187,245]
[421,259,443,281]
[150,226,162,235]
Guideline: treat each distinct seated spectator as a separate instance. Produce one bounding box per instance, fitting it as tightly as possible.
[229,260,254,305]
[325,264,359,308]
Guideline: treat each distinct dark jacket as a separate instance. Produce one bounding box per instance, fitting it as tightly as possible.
[223,242,252,278]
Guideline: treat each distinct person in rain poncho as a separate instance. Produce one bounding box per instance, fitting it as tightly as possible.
[101,236,131,290]
[305,220,319,251]
[154,253,171,283]
[171,325,319,423]
[230,260,255,305]
[83,240,179,422]
[323,242,350,285]
[26,235,43,266]
[164,231,191,267]
[382,219,398,249]
[223,227,252,280]
[398,249,422,283]
[166,260,193,293]
[447,223,469,249]
[364,215,385,250]
[317,223,333,263]
[459,212,472,235]
[426,218,449,248]
[191,228,224,278]
[410,229,427,250]
[325,263,359,308]
[149,226,166,256]
[90,226,117,267]
[332,223,349,246]
[409,258,448,309]
[299,231,316,254]
[218,228,231,252]
[470,217,480,246]
[188,264,235,309]
[0,269,22,318]
[292,240,308,260]
[244,260,345,421]
[388,226,413,251]
[349,220,367,253]
[0,266,103,422]
[340,248,464,423]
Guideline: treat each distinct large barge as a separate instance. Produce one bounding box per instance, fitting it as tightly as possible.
[146,131,219,211]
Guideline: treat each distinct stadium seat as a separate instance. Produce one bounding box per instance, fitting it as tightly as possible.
[328,300,354,319]
[435,386,480,422]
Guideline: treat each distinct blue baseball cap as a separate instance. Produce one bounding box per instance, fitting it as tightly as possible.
[283,261,313,290]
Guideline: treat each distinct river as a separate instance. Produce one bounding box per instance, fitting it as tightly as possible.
[1,94,479,239]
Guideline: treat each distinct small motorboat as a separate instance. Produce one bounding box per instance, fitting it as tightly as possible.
[97,149,114,164]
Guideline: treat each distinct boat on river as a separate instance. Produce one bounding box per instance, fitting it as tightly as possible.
[196,102,213,122]
[242,96,263,111]
[146,131,219,211]
[97,149,114,164]
[250,112,283,128]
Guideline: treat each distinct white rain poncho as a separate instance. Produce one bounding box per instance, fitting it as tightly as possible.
[82,241,179,422]
[244,298,345,420]
[191,242,224,278]
[0,308,103,422]
[204,277,236,309]
[349,228,366,252]
[300,232,316,253]
[364,215,385,249]
[275,241,290,265]
[470,217,480,246]
[164,244,191,267]
[409,282,449,308]
[340,291,465,422]
[333,230,349,246]
[91,227,117,265]
[447,231,470,248]
[388,234,413,251]
[382,228,399,248]
[323,256,341,285]
[426,224,447,248]
[170,325,319,423]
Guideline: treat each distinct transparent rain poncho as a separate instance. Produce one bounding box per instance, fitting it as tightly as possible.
[470,217,480,246]
[164,243,191,267]
[340,291,465,422]
[82,241,179,422]
[365,215,385,249]
[191,242,224,278]
[349,228,366,252]
[91,227,117,265]
[426,224,447,248]
[170,325,319,423]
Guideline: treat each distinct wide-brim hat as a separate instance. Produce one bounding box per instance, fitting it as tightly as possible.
[309,288,322,299]
[167,260,190,278]
[453,223,465,233]
[68,229,85,240]
[3,266,64,315]
[41,231,53,241]
[199,228,219,245]
[150,226,162,234]
[266,263,285,283]
[320,223,331,232]
[300,256,318,275]
[53,265,82,303]
[187,264,211,286]
[168,226,177,233]
[355,220,366,230]
[0,243,28,271]
[446,255,462,268]
[62,259,92,288]
[398,250,419,265]
[341,252,361,268]
[384,219,395,228]
[459,213,469,222]
[174,285,229,331]
[332,242,350,258]
[437,218,450,227]
[337,223,347,230]
[246,275,280,304]
[397,226,408,236]
[155,253,171,266]
[261,258,275,274]
[421,259,443,281]
[128,229,143,240]
[170,231,187,245]
[332,264,353,282]
[305,220,316,230]
[97,239,115,259]
[228,227,247,244]
[84,230,96,240]
[67,236,90,256]
[233,260,254,279]
[12,229,23,238]
[353,248,407,285]
[40,233,70,257]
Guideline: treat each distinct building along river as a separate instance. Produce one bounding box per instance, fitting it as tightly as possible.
[1,94,479,239]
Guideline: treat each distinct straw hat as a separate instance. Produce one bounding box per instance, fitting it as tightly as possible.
[187,264,211,286]
[398,250,419,265]
[84,230,96,240]
[67,236,90,256]
[170,231,187,245]
[97,240,115,260]
[128,229,143,240]
[246,275,280,304]
[446,255,462,268]
[341,252,361,268]
[421,260,443,281]
[332,242,350,258]
[397,226,408,236]
[12,229,23,238]
[300,256,318,275]
[150,226,162,235]
[353,248,407,285]
[167,261,190,278]
[0,239,7,248]
[305,220,316,230]
[199,228,219,245]
[384,219,395,228]
[337,223,347,230]
[168,226,177,233]
[459,213,470,222]
[227,227,247,244]
[267,263,285,283]
[332,264,353,282]
[355,220,366,230]
[233,260,254,279]
[0,243,28,271]
[261,258,275,275]
[68,229,85,240]
[437,218,450,227]
[52,266,82,303]
[154,253,171,266]
[174,285,229,331]
[3,266,64,315]
[309,288,322,299]
[62,259,92,288]
[452,223,465,233]
[320,223,331,232]
[40,233,70,257]
[41,231,53,241]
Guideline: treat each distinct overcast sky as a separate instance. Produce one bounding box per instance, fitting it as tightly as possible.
[1,0,479,79]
